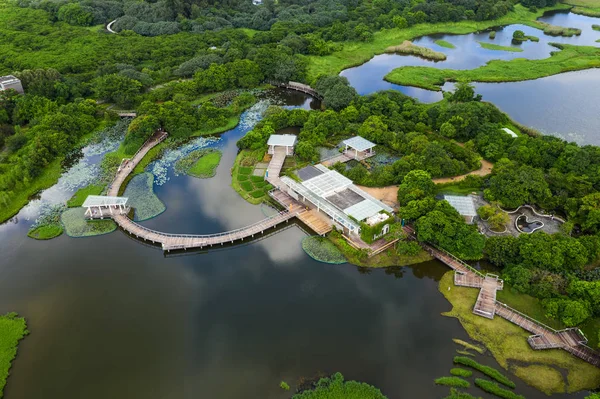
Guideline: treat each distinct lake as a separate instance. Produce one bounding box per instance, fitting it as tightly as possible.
[0,32,598,399]
[341,11,600,144]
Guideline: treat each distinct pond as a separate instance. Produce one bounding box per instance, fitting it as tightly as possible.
[341,10,600,144]
[516,214,545,233]
[0,91,594,399]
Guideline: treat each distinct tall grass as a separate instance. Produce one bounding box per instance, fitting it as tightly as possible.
[450,368,473,378]
[435,39,456,49]
[385,41,446,60]
[478,41,523,52]
[435,376,470,388]
[453,357,516,388]
[474,379,524,399]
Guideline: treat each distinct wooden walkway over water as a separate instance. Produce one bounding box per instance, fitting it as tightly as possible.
[102,131,303,251]
[402,225,600,367]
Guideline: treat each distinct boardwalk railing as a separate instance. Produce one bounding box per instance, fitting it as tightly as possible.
[495,301,561,334]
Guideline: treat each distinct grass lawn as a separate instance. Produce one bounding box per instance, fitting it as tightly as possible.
[188,151,222,178]
[0,313,28,399]
[435,39,456,49]
[439,271,600,394]
[26,224,63,240]
[305,4,570,81]
[385,43,600,91]
[67,184,105,207]
[231,149,273,205]
[292,373,387,399]
[478,41,523,52]
[564,0,600,14]
[193,115,240,136]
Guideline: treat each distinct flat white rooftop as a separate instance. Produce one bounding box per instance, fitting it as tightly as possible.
[267,134,297,147]
[302,170,352,198]
[444,195,477,217]
[344,199,385,222]
[343,136,376,152]
[82,195,128,207]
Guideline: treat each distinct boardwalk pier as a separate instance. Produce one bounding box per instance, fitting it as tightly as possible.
[408,226,600,368]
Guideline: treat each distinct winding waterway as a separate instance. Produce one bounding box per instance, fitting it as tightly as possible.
[342,11,600,144]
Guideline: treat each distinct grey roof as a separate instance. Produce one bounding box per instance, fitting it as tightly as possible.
[343,136,376,152]
[302,170,352,198]
[267,134,297,147]
[444,195,477,217]
[0,75,19,84]
[344,199,385,221]
[82,195,128,208]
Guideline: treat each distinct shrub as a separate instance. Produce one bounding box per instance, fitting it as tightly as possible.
[434,377,470,388]
[474,379,524,399]
[453,356,515,388]
[489,31,496,39]
[450,368,473,378]
[240,181,254,191]
[396,240,421,256]
[280,381,290,391]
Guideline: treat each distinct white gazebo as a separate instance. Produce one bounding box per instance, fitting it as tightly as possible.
[444,195,477,224]
[342,136,376,160]
[267,134,297,155]
[82,195,129,219]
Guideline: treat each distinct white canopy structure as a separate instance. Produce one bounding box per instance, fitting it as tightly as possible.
[82,195,129,218]
[302,170,352,197]
[342,136,376,160]
[267,134,297,155]
[501,127,518,138]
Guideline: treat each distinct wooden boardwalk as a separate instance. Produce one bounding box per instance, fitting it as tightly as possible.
[102,130,300,251]
[269,81,323,99]
[403,226,600,368]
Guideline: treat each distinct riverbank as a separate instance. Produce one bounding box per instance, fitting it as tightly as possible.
[384,43,600,91]
[306,4,571,81]
[439,271,600,394]
[0,313,28,398]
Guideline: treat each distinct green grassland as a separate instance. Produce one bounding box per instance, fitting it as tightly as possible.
[305,4,571,81]
[231,149,273,205]
[439,271,600,394]
[67,184,105,207]
[0,313,28,399]
[188,150,222,178]
[478,41,524,52]
[563,0,600,16]
[385,44,600,91]
[27,224,63,240]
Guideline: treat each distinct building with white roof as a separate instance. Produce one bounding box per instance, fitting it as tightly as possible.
[82,195,129,219]
[0,75,24,94]
[342,136,376,160]
[267,134,297,155]
[444,195,477,224]
[280,166,393,234]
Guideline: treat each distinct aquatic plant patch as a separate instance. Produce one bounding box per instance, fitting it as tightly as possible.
[302,236,347,264]
[385,40,447,61]
[0,312,29,399]
[435,39,456,49]
[474,379,524,399]
[454,356,516,388]
[123,173,166,221]
[292,372,387,399]
[478,41,523,52]
[450,368,473,378]
[27,203,66,240]
[175,148,222,178]
[434,377,470,388]
[453,338,485,354]
[61,208,116,237]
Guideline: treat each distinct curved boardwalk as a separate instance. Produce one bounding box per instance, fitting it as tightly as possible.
[404,225,600,368]
[105,131,298,251]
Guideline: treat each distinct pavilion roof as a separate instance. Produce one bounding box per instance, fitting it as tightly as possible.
[82,195,128,207]
[267,134,297,147]
[343,136,376,152]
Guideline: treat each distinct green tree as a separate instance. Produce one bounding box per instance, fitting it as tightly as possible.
[57,3,93,26]
[397,170,435,206]
[513,30,525,40]
[93,74,142,107]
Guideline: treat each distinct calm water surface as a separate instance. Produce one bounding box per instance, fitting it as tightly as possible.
[342,11,600,144]
[0,96,594,397]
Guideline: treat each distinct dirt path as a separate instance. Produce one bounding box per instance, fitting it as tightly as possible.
[432,159,494,184]
[356,160,494,208]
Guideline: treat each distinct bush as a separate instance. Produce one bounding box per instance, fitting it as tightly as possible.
[302,236,347,264]
[434,376,470,388]
[450,368,473,378]
[453,357,515,388]
[396,240,421,256]
[474,379,524,399]
[280,381,290,391]
[240,181,254,191]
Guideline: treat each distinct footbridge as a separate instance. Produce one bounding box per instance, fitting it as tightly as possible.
[404,226,600,368]
[268,81,323,99]
[100,130,302,251]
